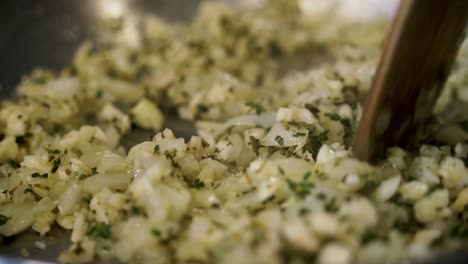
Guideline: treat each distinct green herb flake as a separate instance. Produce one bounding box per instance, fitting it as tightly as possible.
[8,160,20,169]
[359,181,378,195]
[305,104,320,116]
[288,120,300,126]
[278,166,285,175]
[291,153,301,159]
[53,124,65,135]
[275,135,284,146]
[318,130,330,141]
[82,194,92,204]
[0,214,10,226]
[15,136,27,145]
[24,188,41,201]
[287,179,314,198]
[197,104,209,113]
[51,149,61,155]
[154,145,160,153]
[293,132,306,137]
[328,113,341,121]
[91,167,98,174]
[241,187,257,195]
[246,101,264,115]
[340,119,352,129]
[31,172,48,178]
[192,179,205,189]
[316,192,326,200]
[151,228,162,237]
[249,136,261,155]
[267,147,277,156]
[160,229,178,244]
[303,130,329,159]
[51,158,61,173]
[299,208,309,215]
[88,223,112,239]
[451,222,468,238]
[361,230,378,244]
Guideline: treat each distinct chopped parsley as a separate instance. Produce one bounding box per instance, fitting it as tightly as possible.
[51,149,61,155]
[318,130,330,141]
[31,172,48,178]
[388,194,413,207]
[293,131,306,137]
[324,198,338,212]
[160,228,179,244]
[299,208,309,215]
[361,230,378,244]
[96,90,103,98]
[15,135,28,145]
[328,113,341,121]
[154,145,160,153]
[82,194,92,204]
[51,158,61,173]
[359,181,378,195]
[0,214,10,226]
[287,174,315,198]
[316,192,326,200]
[24,188,41,201]
[267,146,278,156]
[52,124,64,135]
[8,160,20,169]
[197,104,209,113]
[151,228,162,237]
[278,166,285,174]
[275,135,284,146]
[241,187,257,195]
[340,118,352,129]
[246,101,264,115]
[192,179,205,189]
[249,136,262,155]
[304,130,329,158]
[305,103,320,116]
[88,223,112,239]
[451,222,468,238]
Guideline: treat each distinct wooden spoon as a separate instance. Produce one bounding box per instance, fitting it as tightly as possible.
[354,0,468,162]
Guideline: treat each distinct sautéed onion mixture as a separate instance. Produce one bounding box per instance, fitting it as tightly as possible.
[0,1,467,263]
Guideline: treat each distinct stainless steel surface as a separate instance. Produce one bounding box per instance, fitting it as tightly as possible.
[0,228,70,263]
[0,0,201,96]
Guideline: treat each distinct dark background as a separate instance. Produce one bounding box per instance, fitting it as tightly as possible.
[0,0,200,97]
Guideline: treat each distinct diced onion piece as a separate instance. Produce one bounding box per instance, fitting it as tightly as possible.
[0,202,35,236]
[130,98,164,131]
[374,174,401,202]
[80,172,132,194]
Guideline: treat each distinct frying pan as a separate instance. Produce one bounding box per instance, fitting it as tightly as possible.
[0,0,466,263]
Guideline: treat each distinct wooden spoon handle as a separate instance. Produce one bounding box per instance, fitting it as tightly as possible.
[355,0,468,162]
